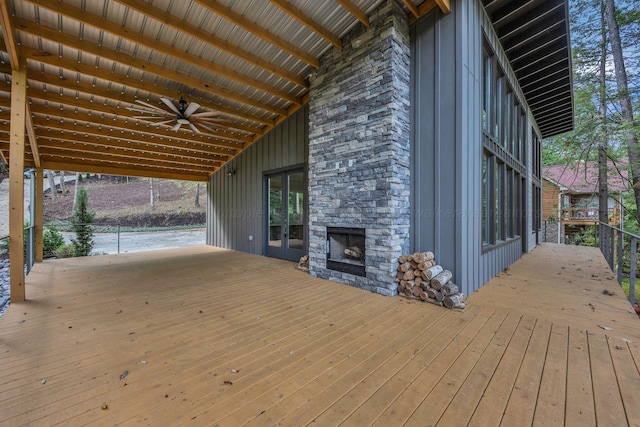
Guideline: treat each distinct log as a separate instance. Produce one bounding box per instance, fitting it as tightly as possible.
[419,290,428,301]
[431,270,452,290]
[441,282,459,296]
[404,287,413,297]
[403,270,415,281]
[411,260,419,269]
[399,262,412,273]
[412,284,422,297]
[443,293,465,309]
[423,251,435,261]
[396,271,404,281]
[414,277,423,287]
[398,255,408,264]
[423,265,443,281]
[407,255,414,262]
[426,288,444,302]
[414,269,421,278]
[412,252,426,264]
[420,280,431,291]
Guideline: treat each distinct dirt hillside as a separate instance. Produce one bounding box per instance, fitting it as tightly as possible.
[44,175,206,228]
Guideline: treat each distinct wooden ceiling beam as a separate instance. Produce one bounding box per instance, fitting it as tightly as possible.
[26,72,261,137]
[36,137,225,167]
[112,0,307,89]
[20,47,274,129]
[41,160,210,182]
[434,0,451,14]
[336,0,370,28]
[25,0,302,106]
[15,18,287,117]
[0,0,20,69]
[36,145,217,173]
[29,116,241,154]
[0,3,41,167]
[28,90,251,146]
[409,0,439,24]
[193,0,319,68]
[269,0,342,49]
[402,0,420,18]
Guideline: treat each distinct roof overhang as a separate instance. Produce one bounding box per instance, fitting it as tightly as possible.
[0,0,449,181]
[483,0,574,138]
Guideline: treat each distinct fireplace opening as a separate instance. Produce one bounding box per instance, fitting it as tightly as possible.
[326,227,366,277]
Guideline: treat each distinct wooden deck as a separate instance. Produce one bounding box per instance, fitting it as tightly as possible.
[1,243,639,426]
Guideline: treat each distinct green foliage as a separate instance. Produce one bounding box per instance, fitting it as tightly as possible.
[43,226,65,258]
[70,187,95,257]
[54,243,75,258]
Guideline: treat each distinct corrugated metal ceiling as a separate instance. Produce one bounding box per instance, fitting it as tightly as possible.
[0,0,570,181]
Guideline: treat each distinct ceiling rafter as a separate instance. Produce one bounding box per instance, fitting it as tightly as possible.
[15,18,288,117]
[268,0,342,49]
[336,0,370,27]
[402,0,420,18]
[0,1,41,167]
[26,85,254,144]
[24,0,302,106]
[35,145,217,173]
[192,0,320,68]
[35,135,228,166]
[18,45,274,128]
[29,115,241,153]
[114,0,306,88]
[42,160,210,182]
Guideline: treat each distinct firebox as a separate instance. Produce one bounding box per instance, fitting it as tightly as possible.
[326,227,366,277]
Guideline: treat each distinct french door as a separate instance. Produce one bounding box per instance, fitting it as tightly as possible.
[265,169,305,261]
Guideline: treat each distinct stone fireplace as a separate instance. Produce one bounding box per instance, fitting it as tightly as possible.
[307,0,411,296]
[326,227,366,277]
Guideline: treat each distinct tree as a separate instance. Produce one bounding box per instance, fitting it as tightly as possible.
[195,182,201,208]
[598,0,610,238]
[47,170,57,201]
[70,187,95,257]
[606,0,640,225]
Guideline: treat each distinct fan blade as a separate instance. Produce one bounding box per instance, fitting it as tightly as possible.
[190,111,222,119]
[188,122,200,133]
[171,122,182,131]
[161,97,181,115]
[132,115,172,119]
[135,100,170,113]
[151,120,177,126]
[183,102,200,118]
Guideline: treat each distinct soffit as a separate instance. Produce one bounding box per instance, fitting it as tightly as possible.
[483,0,574,138]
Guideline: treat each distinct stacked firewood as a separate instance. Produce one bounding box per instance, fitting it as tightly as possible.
[297,255,310,272]
[395,252,465,309]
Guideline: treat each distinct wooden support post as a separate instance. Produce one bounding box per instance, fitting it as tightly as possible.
[35,167,44,262]
[9,63,27,302]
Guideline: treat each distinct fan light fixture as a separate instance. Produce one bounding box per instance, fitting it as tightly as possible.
[127,96,231,133]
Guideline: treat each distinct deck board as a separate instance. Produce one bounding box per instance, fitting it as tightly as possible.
[1,243,639,426]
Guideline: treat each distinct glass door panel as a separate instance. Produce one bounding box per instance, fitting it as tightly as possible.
[265,169,305,260]
[287,171,304,252]
[268,175,282,249]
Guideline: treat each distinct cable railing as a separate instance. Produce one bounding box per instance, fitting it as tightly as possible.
[599,222,638,306]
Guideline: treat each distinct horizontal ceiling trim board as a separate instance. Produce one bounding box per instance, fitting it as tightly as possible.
[41,160,211,182]
[35,145,218,172]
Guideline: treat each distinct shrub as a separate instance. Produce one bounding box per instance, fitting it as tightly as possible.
[54,243,75,258]
[43,226,65,258]
[70,188,95,257]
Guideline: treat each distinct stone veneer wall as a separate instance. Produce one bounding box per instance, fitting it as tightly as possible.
[307,0,411,296]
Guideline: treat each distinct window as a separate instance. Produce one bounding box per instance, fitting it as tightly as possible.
[481,40,528,249]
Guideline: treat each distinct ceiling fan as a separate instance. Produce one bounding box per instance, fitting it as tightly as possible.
[127,97,231,133]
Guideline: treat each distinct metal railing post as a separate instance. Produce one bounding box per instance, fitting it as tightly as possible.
[117,225,121,254]
[617,229,623,284]
[630,237,637,306]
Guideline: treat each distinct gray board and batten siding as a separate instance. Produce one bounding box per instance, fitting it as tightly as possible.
[206,106,309,256]
[410,0,541,296]
[207,0,549,296]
